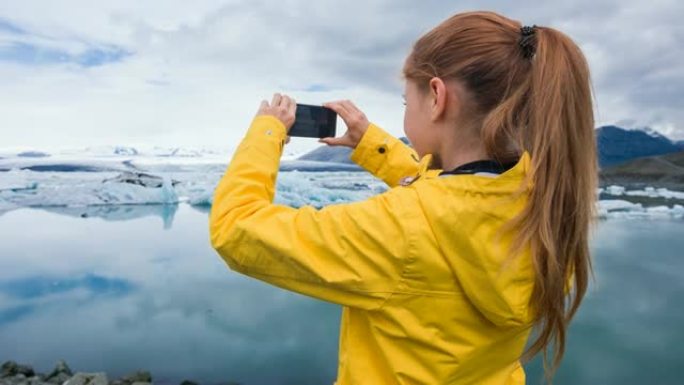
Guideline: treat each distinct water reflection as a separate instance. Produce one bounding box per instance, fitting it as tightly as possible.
[0,205,340,385]
[0,273,135,326]
[524,218,684,384]
[40,204,182,229]
[0,204,682,385]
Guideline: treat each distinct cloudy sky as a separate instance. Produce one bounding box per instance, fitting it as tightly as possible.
[0,0,682,155]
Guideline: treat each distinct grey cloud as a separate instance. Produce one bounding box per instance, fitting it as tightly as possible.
[0,0,682,148]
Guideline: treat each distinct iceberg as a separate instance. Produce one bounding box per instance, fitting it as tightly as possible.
[603,185,626,196]
[598,199,684,219]
[601,184,684,200]
[624,187,684,200]
[0,168,179,213]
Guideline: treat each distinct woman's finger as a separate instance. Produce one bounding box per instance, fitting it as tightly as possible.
[318,137,341,145]
[340,100,360,115]
[319,135,352,147]
[257,100,269,115]
[271,93,282,106]
[326,101,351,119]
[281,95,290,110]
[324,101,345,112]
[289,97,296,117]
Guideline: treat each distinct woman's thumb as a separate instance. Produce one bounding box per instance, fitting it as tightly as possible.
[318,137,337,146]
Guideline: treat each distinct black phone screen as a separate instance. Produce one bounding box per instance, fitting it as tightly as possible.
[288,103,337,139]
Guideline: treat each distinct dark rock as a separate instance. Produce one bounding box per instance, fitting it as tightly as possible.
[55,361,71,375]
[180,381,198,385]
[119,371,152,384]
[1,361,18,378]
[26,376,46,385]
[63,373,107,385]
[9,373,28,385]
[44,360,72,384]
[0,362,33,379]
[45,373,70,385]
[15,366,34,378]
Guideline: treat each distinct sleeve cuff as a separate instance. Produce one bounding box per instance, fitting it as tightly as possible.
[238,115,289,161]
[349,122,390,173]
[245,115,289,143]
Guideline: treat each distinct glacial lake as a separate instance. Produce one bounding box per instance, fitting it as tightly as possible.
[0,203,682,385]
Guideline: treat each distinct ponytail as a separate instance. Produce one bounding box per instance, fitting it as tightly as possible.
[402,11,599,385]
[502,25,599,385]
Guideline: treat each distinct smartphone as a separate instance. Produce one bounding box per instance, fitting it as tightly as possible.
[288,103,337,139]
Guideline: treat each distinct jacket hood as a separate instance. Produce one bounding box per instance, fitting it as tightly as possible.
[412,151,536,327]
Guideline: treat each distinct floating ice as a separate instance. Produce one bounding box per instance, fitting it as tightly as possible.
[272,170,386,209]
[601,185,684,200]
[598,200,684,219]
[0,154,384,215]
[0,168,179,212]
[604,185,626,196]
[625,187,684,200]
[2,152,683,220]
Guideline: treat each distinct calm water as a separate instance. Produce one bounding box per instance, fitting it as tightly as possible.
[0,204,682,385]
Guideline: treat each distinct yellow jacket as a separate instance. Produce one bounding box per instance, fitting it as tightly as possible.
[209,114,536,385]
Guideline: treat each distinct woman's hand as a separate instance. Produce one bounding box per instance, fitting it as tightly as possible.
[255,92,295,144]
[319,100,370,149]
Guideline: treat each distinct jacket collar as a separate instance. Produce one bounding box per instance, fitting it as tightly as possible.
[417,153,434,176]
[417,151,532,182]
[439,158,519,176]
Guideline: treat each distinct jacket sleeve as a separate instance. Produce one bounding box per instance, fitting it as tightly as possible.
[349,122,422,188]
[208,114,414,311]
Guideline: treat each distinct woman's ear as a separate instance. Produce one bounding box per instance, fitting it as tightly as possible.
[428,77,448,122]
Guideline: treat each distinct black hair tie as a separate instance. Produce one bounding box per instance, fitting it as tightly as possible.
[519,24,538,60]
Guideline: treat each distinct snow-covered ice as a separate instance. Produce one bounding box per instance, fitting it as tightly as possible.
[2,149,683,220]
[600,185,684,200]
[598,199,684,219]
[0,148,384,216]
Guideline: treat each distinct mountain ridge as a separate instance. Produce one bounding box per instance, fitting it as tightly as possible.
[600,150,684,190]
[297,125,684,169]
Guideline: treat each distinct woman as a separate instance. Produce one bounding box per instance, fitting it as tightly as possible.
[209,10,598,385]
